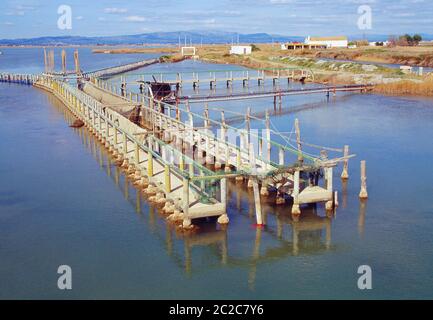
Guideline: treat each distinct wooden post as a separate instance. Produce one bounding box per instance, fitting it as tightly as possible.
[147,149,153,177]
[325,166,334,211]
[265,109,271,167]
[291,170,301,216]
[221,178,227,212]
[250,143,263,225]
[135,142,140,165]
[182,178,191,228]
[341,145,349,179]
[334,191,339,207]
[279,148,285,165]
[164,164,171,193]
[123,132,127,154]
[245,107,251,148]
[179,155,184,171]
[217,177,230,224]
[224,144,231,173]
[359,160,368,199]
[294,118,303,163]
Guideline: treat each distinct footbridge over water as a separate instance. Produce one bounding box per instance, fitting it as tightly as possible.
[1,57,361,228]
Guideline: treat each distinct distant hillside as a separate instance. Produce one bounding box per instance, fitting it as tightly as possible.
[0,31,302,46]
[1,31,431,46]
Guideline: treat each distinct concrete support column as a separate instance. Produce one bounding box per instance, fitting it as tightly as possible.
[135,142,140,165]
[147,149,154,178]
[359,160,368,199]
[217,177,229,224]
[123,132,127,155]
[341,145,349,179]
[291,170,301,216]
[164,165,171,194]
[295,118,303,163]
[279,148,285,165]
[182,178,191,228]
[325,167,334,211]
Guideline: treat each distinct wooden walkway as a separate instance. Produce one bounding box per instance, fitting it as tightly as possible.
[84,58,159,79]
[32,76,228,228]
[89,77,355,221]
[107,68,315,90]
[167,84,374,103]
[1,68,357,227]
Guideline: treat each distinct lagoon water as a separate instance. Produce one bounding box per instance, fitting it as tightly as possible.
[1,48,433,299]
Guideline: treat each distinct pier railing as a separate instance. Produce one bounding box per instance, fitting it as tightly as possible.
[92,77,322,173]
[84,58,159,79]
[33,76,228,216]
[105,67,315,86]
[0,73,38,85]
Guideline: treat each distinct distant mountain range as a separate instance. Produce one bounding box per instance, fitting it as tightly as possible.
[1,31,432,46]
[0,31,300,46]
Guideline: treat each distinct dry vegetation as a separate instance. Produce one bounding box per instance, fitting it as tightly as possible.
[374,76,433,96]
[291,45,433,67]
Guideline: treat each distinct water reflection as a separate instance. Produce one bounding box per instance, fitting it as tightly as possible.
[358,200,367,238]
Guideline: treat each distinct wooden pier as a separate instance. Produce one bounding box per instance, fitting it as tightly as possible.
[167,84,374,103]
[1,56,358,228]
[0,73,37,85]
[88,76,355,223]
[112,67,315,90]
[32,75,229,228]
[85,58,159,79]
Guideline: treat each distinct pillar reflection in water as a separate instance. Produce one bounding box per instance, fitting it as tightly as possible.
[358,200,367,237]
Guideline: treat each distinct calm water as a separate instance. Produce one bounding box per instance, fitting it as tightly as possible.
[1,48,433,299]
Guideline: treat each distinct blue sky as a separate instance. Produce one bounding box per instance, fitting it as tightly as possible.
[1,0,432,39]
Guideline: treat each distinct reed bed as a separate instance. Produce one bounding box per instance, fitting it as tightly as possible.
[374,76,433,96]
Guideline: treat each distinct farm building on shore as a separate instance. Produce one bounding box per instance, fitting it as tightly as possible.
[229,45,252,55]
[304,36,348,48]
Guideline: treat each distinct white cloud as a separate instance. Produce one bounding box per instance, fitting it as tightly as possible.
[76,16,84,20]
[6,10,25,16]
[4,21,14,25]
[124,15,147,22]
[104,8,128,14]
[270,0,293,4]
[392,12,415,17]
[16,5,35,10]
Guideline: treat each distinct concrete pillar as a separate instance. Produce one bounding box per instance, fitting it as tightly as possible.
[164,164,171,193]
[123,132,127,155]
[224,145,231,173]
[113,128,118,146]
[179,155,184,171]
[291,170,301,216]
[265,110,271,168]
[341,145,349,179]
[217,178,229,224]
[182,178,191,228]
[279,148,285,165]
[325,166,333,211]
[295,118,303,163]
[135,141,140,165]
[359,160,368,199]
[235,149,243,181]
[147,149,154,177]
